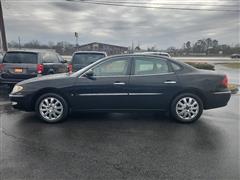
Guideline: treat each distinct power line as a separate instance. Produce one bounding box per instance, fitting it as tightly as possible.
[4,0,240,11]
[67,0,240,12]
[5,0,240,3]
[81,0,238,7]
[80,0,239,7]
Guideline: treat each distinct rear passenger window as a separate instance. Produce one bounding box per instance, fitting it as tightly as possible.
[134,57,170,75]
[42,53,59,63]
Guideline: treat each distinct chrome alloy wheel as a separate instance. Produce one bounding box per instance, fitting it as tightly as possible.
[39,97,63,121]
[176,97,199,121]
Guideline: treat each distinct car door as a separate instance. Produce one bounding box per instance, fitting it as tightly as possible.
[128,56,180,110]
[70,56,132,110]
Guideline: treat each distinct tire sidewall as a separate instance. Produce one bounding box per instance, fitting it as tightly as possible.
[36,93,68,123]
[171,93,203,123]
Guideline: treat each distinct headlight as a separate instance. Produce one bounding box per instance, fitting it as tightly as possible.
[11,85,23,94]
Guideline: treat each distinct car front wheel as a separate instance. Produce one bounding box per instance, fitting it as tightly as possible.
[171,93,203,123]
[36,93,68,123]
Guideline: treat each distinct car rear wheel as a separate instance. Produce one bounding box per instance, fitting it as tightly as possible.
[171,93,203,123]
[36,93,68,123]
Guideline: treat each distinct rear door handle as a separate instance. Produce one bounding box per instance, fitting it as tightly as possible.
[113,82,126,85]
[164,80,176,84]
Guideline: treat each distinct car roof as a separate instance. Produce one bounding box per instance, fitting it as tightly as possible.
[109,54,190,67]
[74,51,107,55]
[97,54,182,64]
[6,50,55,54]
[106,53,171,59]
[134,52,170,55]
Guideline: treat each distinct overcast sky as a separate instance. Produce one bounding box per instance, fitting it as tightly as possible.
[3,0,240,49]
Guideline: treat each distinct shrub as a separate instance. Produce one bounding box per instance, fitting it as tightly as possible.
[228,84,239,94]
[185,62,215,70]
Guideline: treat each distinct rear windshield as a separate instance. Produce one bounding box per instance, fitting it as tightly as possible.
[3,52,38,64]
[72,53,105,66]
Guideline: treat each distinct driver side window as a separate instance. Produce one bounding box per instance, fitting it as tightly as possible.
[92,58,129,77]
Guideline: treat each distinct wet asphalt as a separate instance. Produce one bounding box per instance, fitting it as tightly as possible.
[0,84,239,180]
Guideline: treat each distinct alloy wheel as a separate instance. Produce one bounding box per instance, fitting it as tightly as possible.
[39,97,64,121]
[176,97,199,121]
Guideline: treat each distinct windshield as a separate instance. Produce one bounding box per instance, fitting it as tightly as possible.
[3,52,38,64]
[72,53,106,66]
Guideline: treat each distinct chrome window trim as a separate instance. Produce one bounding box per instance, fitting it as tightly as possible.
[79,72,175,78]
[78,56,176,78]
[79,75,130,78]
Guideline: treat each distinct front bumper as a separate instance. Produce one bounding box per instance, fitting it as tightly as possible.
[9,94,34,111]
[204,91,231,109]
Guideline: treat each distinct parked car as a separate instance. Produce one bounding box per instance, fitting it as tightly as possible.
[9,54,231,123]
[68,51,107,72]
[0,50,68,85]
[135,52,171,57]
[231,54,240,59]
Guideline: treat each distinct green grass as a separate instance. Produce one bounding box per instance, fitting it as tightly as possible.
[185,62,215,70]
[228,84,239,94]
[220,63,240,69]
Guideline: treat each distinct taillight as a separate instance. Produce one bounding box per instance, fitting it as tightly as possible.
[221,75,228,88]
[68,64,73,73]
[0,64,4,72]
[37,64,44,74]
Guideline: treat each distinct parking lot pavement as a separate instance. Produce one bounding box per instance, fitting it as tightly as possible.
[0,87,239,180]
[0,85,10,106]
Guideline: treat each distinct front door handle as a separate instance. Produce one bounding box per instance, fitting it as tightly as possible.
[113,82,126,85]
[164,80,176,84]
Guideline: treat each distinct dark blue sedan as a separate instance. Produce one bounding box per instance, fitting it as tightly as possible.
[9,54,231,123]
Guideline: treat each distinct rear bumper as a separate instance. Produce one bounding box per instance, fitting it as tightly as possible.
[9,94,34,111]
[204,91,231,109]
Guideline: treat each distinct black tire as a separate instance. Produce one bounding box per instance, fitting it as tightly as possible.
[35,93,69,123]
[170,93,203,123]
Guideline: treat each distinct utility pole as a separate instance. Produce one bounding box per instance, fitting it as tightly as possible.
[131,41,134,54]
[0,0,7,52]
[75,32,79,51]
[18,36,21,49]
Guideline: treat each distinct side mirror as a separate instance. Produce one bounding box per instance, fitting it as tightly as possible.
[84,70,94,78]
[61,59,68,64]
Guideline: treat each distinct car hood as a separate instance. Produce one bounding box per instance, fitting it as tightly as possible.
[18,73,71,85]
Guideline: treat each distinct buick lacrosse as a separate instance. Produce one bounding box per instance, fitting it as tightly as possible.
[9,54,231,123]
